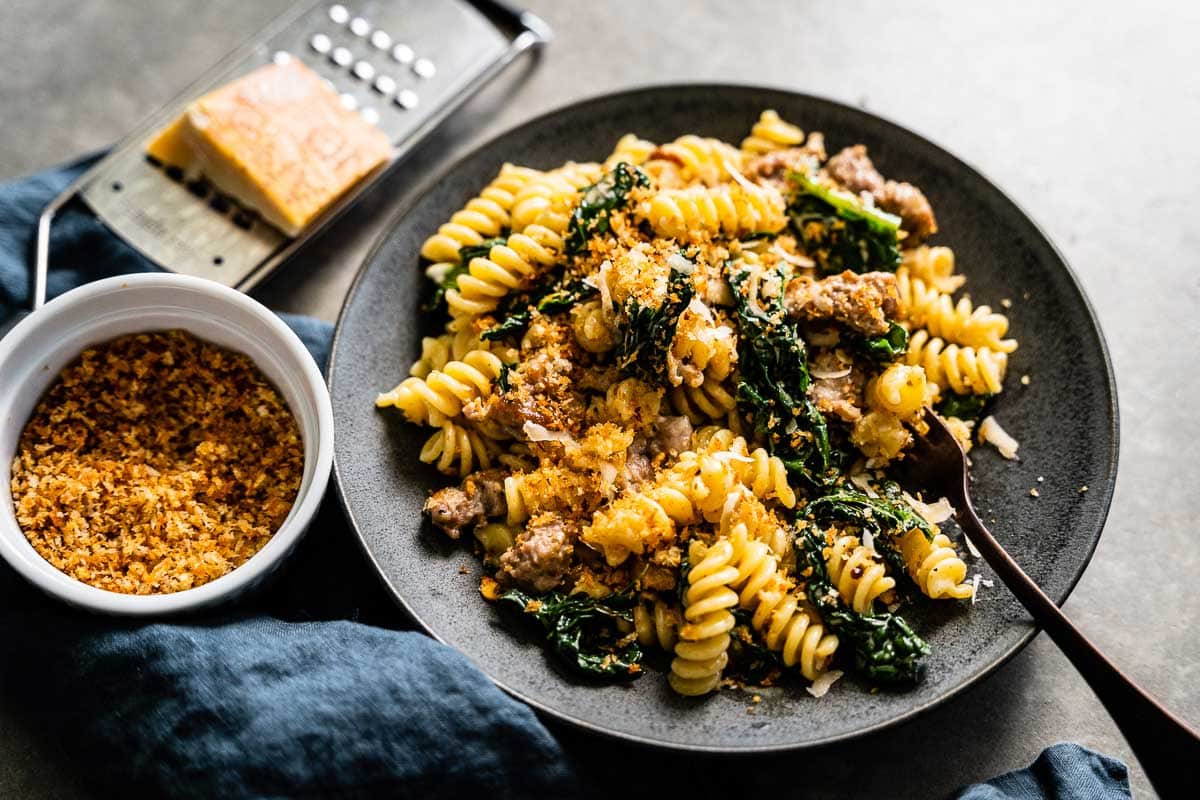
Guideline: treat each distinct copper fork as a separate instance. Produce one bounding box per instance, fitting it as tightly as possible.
[894,411,1200,796]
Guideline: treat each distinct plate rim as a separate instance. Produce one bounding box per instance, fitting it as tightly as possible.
[328,82,1121,752]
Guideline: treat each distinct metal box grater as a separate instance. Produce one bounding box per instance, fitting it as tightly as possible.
[31,0,550,308]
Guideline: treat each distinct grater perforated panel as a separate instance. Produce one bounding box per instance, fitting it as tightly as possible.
[32,1,548,304]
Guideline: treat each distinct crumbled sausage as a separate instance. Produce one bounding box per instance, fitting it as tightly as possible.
[652,416,694,457]
[621,445,654,492]
[824,145,937,243]
[424,469,507,539]
[424,487,482,540]
[808,350,866,423]
[465,342,586,437]
[641,564,676,592]
[785,270,900,336]
[881,180,937,243]
[468,469,507,518]
[499,515,575,592]
[825,145,885,197]
[743,134,828,190]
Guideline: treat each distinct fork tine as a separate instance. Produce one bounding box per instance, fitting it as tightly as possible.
[893,409,968,502]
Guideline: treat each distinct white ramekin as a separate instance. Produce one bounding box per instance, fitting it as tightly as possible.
[0,273,333,615]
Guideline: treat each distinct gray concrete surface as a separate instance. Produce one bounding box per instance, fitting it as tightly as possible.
[1,1,1198,797]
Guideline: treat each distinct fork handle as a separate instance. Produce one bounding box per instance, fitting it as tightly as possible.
[954,493,1200,796]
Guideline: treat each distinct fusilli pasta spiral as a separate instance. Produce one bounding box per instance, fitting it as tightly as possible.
[444,226,564,318]
[893,527,974,600]
[655,135,744,185]
[748,583,837,681]
[571,299,618,353]
[740,109,805,155]
[634,595,681,651]
[901,245,966,294]
[669,538,739,696]
[375,349,503,426]
[850,410,912,463]
[723,509,836,681]
[503,473,530,526]
[824,532,896,614]
[667,299,737,387]
[641,182,787,240]
[419,420,502,477]
[676,439,796,515]
[906,329,1007,396]
[896,268,1017,353]
[601,377,663,430]
[420,163,541,263]
[669,379,738,423]
[583,490,677,566]
[409,327,515,379]
[701,435,797,509]
[510,162,601,234]
[866,362,933,422]
[604,133,657,169]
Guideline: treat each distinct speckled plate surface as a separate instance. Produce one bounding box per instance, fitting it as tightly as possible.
[328,85,1118,751]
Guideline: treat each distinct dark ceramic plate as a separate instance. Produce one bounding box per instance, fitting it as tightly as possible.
[329,85,1118,751]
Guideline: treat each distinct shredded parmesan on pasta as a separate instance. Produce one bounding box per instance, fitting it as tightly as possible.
[599,462,619,494]
[849,473,879,497]
[810,366,852,380]
[596,259,614,320]
[771,242,814,268]
[901,491,955,525]
[523,421,577,446]
[806,669,844,698]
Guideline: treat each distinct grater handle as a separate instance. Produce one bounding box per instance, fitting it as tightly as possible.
[477,0,554,45]
[32,170,91,310]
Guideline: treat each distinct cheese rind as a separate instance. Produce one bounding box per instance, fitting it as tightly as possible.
[146,61,392,236]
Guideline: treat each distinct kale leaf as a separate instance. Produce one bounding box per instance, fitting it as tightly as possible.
[787,171,901,275]
[424,237,507,311]
[725,610,783,685]
[936,392,992,421]
[807,482,933,539]
[480,277,598,342]
[794,526,929,684]
[805,481,933,578]
[730,266,834,485]
[853,321,909,362]
[499,588,644,680]
[566,162,651,255]
[615,256,694,382]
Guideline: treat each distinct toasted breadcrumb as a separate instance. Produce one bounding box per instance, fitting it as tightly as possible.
[10,330,302,595]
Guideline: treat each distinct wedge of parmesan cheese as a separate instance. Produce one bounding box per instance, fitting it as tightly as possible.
[146,60,392,236]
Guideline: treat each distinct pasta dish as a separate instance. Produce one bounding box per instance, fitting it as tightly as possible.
[376,110,1016,697]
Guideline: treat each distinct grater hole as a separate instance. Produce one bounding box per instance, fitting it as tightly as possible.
[232,212,255,230]
[212,256,225,266]
[145,154,163,168]
[186,179,210,199]
[209,195,231,214]
[110,181,123,193]
[165,165,185,182]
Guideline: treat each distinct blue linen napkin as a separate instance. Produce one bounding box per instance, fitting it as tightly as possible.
[0,157,1131,800]
[956,743,1130,799]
